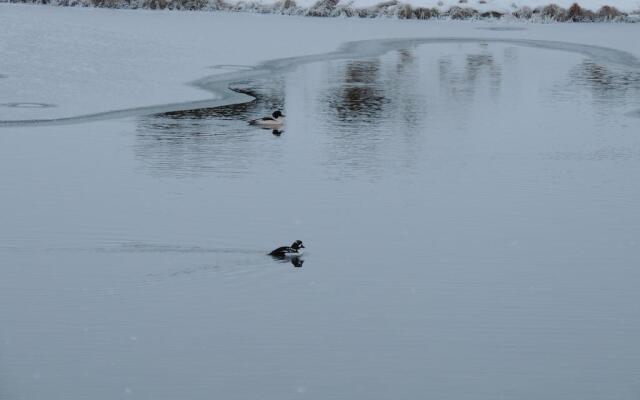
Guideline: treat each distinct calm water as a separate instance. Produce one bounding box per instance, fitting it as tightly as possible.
[1,42,640,399]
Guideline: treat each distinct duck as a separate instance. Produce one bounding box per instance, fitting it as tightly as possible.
[269,240,305,258]
[249,110,285,127]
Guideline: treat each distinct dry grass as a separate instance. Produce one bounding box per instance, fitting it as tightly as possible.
[447,5,478,18]
[8,0,636,21]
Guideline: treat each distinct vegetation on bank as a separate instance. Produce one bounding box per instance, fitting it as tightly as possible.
[5,0,639,21]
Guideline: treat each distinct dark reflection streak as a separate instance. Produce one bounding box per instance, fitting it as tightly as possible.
[321,58,387,178]
[327,59,388,124]
[571,61,640,96]
[320,49,430,179]
[270,256,304,268]
[565,60,640,120]
[134,78,286,177]
[391,49,422,171]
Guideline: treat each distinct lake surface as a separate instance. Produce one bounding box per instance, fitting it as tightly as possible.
[1,41,640,399]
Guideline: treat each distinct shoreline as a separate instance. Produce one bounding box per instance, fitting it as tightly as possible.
[3,0,640,21]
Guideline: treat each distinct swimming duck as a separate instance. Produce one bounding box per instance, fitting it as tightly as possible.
[269,240,305,257]
[249,110,285,127]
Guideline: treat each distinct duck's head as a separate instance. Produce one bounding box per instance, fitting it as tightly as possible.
[272,110,285,119]
[291,240,305,250]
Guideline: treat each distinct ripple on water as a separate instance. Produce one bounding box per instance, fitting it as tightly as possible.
[1,102,56,109]
[626,109,640,118]
[543,147,640,161]
[209,64,254,71]
[476,27,527,31]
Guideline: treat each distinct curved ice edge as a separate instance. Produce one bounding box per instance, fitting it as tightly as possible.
[2,37,639,127]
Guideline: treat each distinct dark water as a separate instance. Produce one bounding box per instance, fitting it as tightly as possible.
[1,42,640,399]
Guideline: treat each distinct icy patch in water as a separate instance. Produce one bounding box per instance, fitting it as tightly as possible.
[2,37,639,127]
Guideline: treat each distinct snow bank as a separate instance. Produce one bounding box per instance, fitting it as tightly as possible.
[2,0,640,20]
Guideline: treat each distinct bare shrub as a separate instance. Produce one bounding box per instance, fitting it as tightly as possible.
[91,0,119,7]
[480,10,502,17]
[397,3,412,18]
[305,0,338,16]
[413,6,438,18]
[513,5,532,18]
[597,5,623,20]
[208,0,228,10]
[537,3,568,21]
[448,5,478,19]
[566,3,594,21]
[279,0,296,9]
[142,0,167,8]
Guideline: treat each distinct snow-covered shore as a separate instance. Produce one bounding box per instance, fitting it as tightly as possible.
[1,3,640,123]
[3,0,640,21]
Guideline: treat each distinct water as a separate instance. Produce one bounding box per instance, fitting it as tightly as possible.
[1,41,640,399]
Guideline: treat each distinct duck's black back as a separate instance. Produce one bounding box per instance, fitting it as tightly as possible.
[269,246,290,257]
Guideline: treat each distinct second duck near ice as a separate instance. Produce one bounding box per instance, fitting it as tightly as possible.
[249,110,285,127]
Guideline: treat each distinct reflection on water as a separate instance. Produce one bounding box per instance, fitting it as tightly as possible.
[3,40,640,400]
[326,59,389,124]
[270,255,305,268]
[133,42,639,180]
[438,46,502,103]
[570,60,640,103]
[317,49,426,178]
[134,80,285,177]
